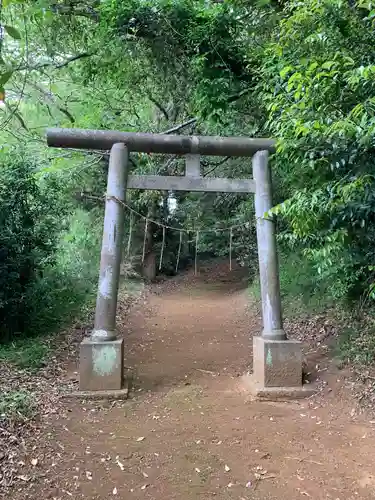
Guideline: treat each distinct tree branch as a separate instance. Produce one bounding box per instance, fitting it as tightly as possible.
[147,94,169,121]
[203,156,231,177]
[23,52,93,72]
[55,52,93,69]
[161,118,197,135]
[57,106,75,124]
[51,3,99,21]
[4,103,28,130]
[29,82,76,124]
[227,87,252,103]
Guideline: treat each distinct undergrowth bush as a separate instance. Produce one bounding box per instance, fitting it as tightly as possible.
[0,207,103,367]
[336,309,375,366]
[24,208,103,336]
[249,250,338,319]
[0,146,104,347]
[0,152,63,342]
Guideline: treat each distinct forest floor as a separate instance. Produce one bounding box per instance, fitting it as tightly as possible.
[3,261,375,499]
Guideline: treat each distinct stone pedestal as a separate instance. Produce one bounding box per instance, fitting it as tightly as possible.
[254,336,302,387]
[243,336,314,400]
[80,338,124,392]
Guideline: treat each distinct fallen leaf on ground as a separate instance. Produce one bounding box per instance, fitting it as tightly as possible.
[141,484,149,490]
[137,436,145,442]
[113,487,118,495]
[16,475,30,482]
[224,464,231,472]
[116,460,125,471]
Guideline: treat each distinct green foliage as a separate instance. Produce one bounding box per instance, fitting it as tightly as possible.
[249,250,336,318]
[22,208,102,339]
[259,0,375,300]
[0,151,64,341]
[0,390,37,424]
[4,25,21,39]
[99,0,255,123]
[0,338,50,370]
[337,321,375,366]
[0,144,104,343]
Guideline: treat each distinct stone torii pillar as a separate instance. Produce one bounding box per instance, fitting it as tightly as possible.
[251,151,305,398]
[47,127,309,399]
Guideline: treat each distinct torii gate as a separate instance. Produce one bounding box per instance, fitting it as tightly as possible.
[47,128,308,399]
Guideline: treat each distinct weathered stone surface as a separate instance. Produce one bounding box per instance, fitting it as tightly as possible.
[253,336,302,388]
[62,387,129,401]
[127,174,255,193]
[241,374,315,401]
[80,338,124,391]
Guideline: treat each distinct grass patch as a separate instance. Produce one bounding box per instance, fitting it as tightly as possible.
[0,390,37,424]
[336,318,375,366]
[249,250,338,319]
[0,338,51,370]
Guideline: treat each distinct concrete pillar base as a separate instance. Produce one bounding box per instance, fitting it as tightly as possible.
[253,336,303,387]
[241,374,315,400]
[245,336,314,400]
[80,337,124,392]
[62,386,129,401]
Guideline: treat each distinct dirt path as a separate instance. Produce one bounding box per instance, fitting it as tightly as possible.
[8,262,375,499]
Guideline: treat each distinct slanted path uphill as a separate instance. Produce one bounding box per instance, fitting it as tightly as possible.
[8,261,375,499]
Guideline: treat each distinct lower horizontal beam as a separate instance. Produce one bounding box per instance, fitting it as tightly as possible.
[127,175,255,193]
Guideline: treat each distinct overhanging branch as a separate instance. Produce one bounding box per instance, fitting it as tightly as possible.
[55,52,93,69]
[147,94,169,121]
[203,156,231,177]
[23,52,93,72]
[161,118,197,135]
[50,2,99,20]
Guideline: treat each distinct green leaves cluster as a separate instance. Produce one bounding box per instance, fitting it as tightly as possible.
[256,0,375,298]
[0,151,65,341]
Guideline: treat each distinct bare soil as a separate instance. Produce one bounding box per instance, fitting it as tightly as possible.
[5,261,375,500]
